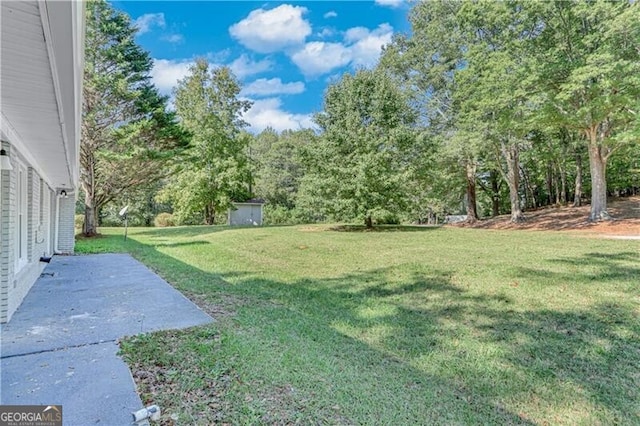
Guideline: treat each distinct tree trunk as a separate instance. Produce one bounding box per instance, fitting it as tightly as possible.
[80,134,100,236]
[545,164,553,206]
[559,163,567,205]
[520,165,535,210]
[205,203,215,225]
[490,170,500,217]
[145,196,154,227]
[573,151,583,207]
[465,162,478,223]
[502,141,524,222]
[83,193,98,237]
[587,136,611,221]
[428,210,436,225]
[364,215,373,229]
[81,176,99,237]
[553,165,561,205]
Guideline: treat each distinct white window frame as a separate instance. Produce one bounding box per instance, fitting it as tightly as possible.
[15,161,28,271]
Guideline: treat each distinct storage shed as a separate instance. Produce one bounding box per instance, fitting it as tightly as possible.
[228,199,264,226]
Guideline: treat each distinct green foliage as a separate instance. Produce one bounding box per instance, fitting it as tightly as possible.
[262,205,304,226]
[154,213,176,227]
[81,1,639,229]
[381,0,639,222]
[251,128,313,210]
[74,214,84,231]
[371,210,400,225]
[534,0,640,218]
[98,207,125,227]
[302,69,417,227]
[160,60,252,225]
[81,0,189,235]
[537,1,640,140]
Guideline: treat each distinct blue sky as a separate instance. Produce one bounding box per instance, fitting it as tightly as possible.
[112,1,411,133]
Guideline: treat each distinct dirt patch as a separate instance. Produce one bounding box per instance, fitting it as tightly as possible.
[450,196,640,237]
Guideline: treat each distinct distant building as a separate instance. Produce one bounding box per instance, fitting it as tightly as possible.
[1,1,85,322]
[228,199,264,226]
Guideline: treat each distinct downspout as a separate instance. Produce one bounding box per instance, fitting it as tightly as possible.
[54,194,60,253]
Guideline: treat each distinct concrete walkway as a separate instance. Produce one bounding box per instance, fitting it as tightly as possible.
[1,254,213,425]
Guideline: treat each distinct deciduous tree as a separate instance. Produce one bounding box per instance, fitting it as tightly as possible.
[159,59,252,224]
[303,69,416,228]
[536,0,640,220]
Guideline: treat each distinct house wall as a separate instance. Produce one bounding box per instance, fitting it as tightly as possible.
[57,194,75,254]
[0,144,58,323]
[0,0,83,323]
[0,144,16,322]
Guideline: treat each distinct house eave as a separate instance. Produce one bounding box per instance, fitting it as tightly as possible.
[0,0,84,190]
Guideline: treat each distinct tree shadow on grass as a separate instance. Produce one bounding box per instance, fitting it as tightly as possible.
[151,240,211,248]
[270,264,639,424]
[329,224,441,233]
[132,225,234,239]
[105,236,638,425]
[514,251,640,286]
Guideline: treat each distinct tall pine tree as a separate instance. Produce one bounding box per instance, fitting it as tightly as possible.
[81,0,188,236]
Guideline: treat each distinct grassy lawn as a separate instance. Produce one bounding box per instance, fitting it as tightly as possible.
[76,225,640,425]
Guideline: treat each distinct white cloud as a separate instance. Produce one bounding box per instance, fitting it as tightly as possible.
[161,34,184,44]
[151,59,193,95]
[374,0,404,8]
[229,5,311,54]
[133,13,165,35]
[344,27,370,43]
[289,24,393,77]
[206,49,232,64]
[317,27,335,38]
[348,24,394,67]
[241,78,305,97]
[243,98,315,133]
[151,55,277,96]
[229,54,274,80]
[290,42,352,77]
[324,11,338,19]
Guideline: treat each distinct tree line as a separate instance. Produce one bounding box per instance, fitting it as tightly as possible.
[80,0,639,235]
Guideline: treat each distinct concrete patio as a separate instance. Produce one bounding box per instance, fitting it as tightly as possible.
[0,254,213,425]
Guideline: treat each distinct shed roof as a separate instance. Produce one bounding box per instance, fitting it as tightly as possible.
[232,198,265,205]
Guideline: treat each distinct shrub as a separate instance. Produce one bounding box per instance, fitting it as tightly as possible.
[100,217,122,227]
[154,212,175,227]
[263,205,292,225]
[263,205,312,225]
[74,214,84,230]
[373,210,401,225]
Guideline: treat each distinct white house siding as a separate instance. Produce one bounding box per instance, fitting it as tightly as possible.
[49,190,57,256]
[0,145,16,321]
[0,145,61,322]
[0,1,84,323]
[57,194,75,254]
